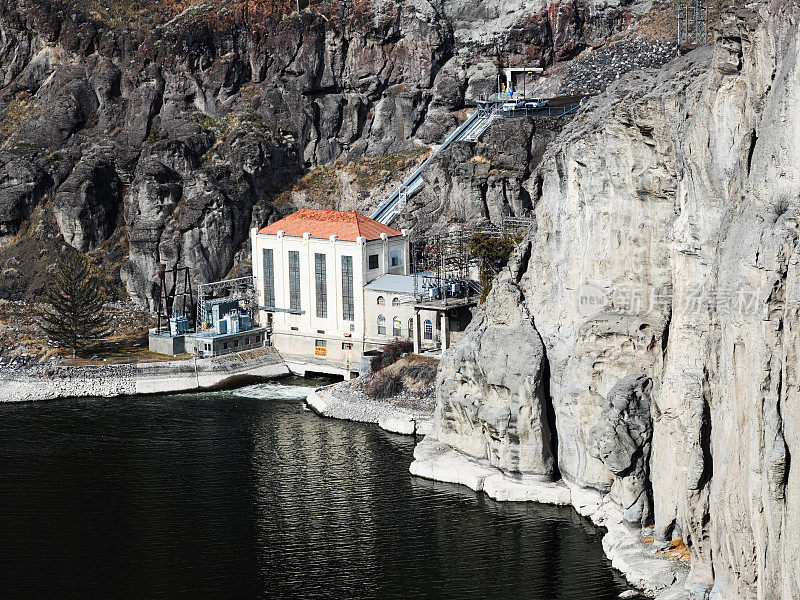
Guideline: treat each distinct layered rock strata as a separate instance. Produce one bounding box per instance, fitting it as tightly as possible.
[413,3,800,599]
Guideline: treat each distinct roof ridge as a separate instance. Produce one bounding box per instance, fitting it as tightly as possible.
[257,208,402,241]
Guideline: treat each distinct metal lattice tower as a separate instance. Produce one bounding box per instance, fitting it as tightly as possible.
[410,230,471,304]
[409,214,534,303]
[677,0,709,46]
[154,264,193,334]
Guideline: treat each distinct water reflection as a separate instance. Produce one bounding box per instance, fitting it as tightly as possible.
[0,379,630,599]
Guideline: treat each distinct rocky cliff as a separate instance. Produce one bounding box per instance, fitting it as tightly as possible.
[0,0,654,304]
[418,3,800,598]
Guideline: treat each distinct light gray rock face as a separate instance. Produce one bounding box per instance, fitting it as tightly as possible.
[431,3,800,598]
[434,265,555,480]
[589,374,653,528]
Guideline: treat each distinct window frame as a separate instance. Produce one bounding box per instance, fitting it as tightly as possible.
[342,256,354,321]
[377,315,386,336]
[288,250,301,311]
[262,248,275,308]
[314,252,328,319]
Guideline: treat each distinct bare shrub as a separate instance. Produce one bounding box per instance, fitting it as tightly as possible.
[363,373,404,399]
[370,339,413,372]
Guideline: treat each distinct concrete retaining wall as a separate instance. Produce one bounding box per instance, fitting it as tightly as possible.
[0,348,289,402]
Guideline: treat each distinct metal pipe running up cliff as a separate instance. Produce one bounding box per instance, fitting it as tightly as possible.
[371,110,484,224]
[371,97,587,225]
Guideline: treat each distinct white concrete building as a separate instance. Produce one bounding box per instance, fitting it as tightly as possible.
[363,274,439,350]
[251,209,410,378]
[363,274,475,354]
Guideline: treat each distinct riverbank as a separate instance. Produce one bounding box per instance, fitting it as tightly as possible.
[0,347,290,402]
[305,378,434,436]
[410,438,689,599]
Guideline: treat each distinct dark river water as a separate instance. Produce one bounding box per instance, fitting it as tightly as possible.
[0,378,631,600]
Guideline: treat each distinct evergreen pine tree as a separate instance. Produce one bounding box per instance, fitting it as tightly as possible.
[39,252,111,357]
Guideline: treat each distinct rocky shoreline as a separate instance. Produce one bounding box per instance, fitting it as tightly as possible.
[410,438,688,599]
[306,376,687,598]
[0,347,289,402]
[305,379,434,436]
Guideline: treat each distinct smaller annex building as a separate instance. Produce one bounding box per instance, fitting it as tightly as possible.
[251,208,410,378]
[363,274,473,353]
[363,274,439,351]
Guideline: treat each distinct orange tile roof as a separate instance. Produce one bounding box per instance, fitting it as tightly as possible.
[258,209,403,242]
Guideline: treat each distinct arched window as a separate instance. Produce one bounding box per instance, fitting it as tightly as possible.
[408,318,414,338]
[392,297,400,306]
[377,315,386,335]
[393,317,402,338]
[424,319,433,340]
[377,295,385,305]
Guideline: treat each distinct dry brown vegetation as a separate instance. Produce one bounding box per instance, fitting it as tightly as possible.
[362,350,438,406]
[657,537,691,561]
[273,146,429,210]
[78,0,383,33]
[0,299,156,363]
[0,92,35,146]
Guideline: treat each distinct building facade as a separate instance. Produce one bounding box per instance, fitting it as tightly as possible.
[363,275,439,350]
[363,274,475,353]
[251,209,410,377]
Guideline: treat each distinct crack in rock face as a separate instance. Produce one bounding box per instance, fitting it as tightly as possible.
[433,278,555,481]
[589,373,653,527]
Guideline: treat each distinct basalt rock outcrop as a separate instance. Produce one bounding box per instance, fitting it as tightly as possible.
[0,0,662,304]
[588,373,653,528]
[422,3,800,599]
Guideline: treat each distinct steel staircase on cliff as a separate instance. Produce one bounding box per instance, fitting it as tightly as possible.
[371,109,485,225]
[371,97,586,225]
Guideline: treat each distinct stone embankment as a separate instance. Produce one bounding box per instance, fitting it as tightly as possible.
[0,347,289,402]
[306,379,434,436]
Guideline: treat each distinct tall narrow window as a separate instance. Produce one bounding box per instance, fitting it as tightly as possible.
[288,250,301,311]
[314,253,327,318]
[262,248,275,308]
[342,255,354,321]
[408,318,414,338]
[424,319,433,340]
[378,315,386,335]
[393,317,402,338]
